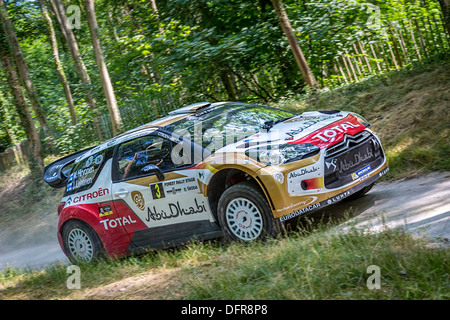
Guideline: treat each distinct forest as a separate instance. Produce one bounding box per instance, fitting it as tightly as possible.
[0,0,449,174]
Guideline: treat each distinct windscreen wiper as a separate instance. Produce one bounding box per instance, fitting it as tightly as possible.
[262,116,295,131]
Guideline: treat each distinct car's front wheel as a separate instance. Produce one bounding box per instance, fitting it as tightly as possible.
[62,220,104,263]
[217,181,283,242]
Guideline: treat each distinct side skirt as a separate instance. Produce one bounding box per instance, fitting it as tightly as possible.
[126,220,223,254]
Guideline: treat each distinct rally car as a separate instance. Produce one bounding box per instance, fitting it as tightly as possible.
[44,102,388,263]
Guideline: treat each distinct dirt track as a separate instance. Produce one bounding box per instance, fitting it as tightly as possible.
[0,172,449,270]
[311,172,450,245]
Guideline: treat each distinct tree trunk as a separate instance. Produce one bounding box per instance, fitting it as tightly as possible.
[83,0,122,136]
[270,0,319,89]
[0,33,43,172]
[38,0,77,125]
[438,0,450,37]
[49,0,103,140]
[0,0,50,136]
[219,66,238,101]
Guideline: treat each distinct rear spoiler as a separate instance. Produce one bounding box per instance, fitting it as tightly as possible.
[43,146,94,188]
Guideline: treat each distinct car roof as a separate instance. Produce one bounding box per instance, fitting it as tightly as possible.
[74,101,238,163]
[122,101,231,133]
[43,101,280,187]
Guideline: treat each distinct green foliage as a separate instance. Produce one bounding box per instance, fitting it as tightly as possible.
[278,52,450,179]
[0,0,447,156]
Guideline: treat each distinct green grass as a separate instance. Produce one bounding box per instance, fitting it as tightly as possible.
[0,226,448,299]
[182,228,449,300]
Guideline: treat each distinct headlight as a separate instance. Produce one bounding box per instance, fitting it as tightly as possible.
[246,143,319,166]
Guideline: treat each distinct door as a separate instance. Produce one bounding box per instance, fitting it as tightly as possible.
[110,132,219,248]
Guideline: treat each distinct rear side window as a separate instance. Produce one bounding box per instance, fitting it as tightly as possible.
[64,148,112,196]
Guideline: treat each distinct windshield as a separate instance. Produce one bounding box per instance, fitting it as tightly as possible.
[164,103,296,152]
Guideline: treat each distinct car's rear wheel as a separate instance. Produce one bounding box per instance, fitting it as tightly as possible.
[217,181,283,242]
[62,220,104,263]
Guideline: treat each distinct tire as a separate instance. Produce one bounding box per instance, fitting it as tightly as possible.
[62,220,105,263]
[217,181,283,242]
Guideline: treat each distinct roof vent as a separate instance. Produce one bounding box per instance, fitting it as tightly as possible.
[169,102,211,115]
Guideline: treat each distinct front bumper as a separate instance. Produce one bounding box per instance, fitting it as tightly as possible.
[279,164,388,221]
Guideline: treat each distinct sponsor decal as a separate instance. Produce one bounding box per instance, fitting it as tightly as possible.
[146,198,207,222]
[327,190,352,205]
[70,188,110,204]
[352,165,371,181]
[72,177,93,189]
[100,215,137,230]
[85,156,94,168]
[325,159,338,172]
[67,154,104,192]
[337,147,374,173]
[72,166,94,179]
[280,189,353,221]
[150,176,199,197]
[285,115,334,123]
[288,115,365,148]
[285,118,324,138]
[280,202,322,221]
[131,190,145,211]
[311,121,361,142]
[94,154,103,165]
[326,147,374,175]
[157,131,181,143]
[379,166,389,177]
[287,165,323,195]
[99,205,113,217]
[90,146,101,153]
[276,196,317,213]
[106,138,117,147]
[288,166,319,179]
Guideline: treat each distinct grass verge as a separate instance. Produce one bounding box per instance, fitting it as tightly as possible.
[0,226,448,300]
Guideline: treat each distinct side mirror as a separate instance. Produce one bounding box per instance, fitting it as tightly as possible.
[141,164,165,181]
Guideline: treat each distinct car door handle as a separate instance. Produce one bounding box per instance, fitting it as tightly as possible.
[114,190,129,198]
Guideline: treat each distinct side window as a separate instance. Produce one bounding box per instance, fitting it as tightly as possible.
[116,135,174,180]
[65,148,111,196]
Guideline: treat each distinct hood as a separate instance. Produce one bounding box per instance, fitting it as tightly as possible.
[212,110,368,166]
[230,111,366,150]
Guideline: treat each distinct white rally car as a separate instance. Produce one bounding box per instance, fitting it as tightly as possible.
[44,102,388,263]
